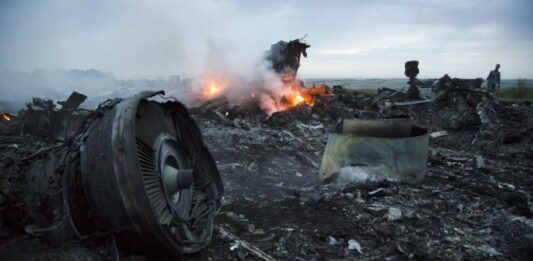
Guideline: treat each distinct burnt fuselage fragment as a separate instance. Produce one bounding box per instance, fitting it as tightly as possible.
[265,38,310,79]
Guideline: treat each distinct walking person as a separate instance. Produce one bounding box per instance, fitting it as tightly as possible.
[486,64,501,93]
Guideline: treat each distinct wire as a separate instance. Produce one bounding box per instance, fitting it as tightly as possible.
[157,93,178,102]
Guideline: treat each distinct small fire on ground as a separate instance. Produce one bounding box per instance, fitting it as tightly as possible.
[1,113,11,122]
[199,75,331,116]
[205,82,224,98]
[283,83,332,108]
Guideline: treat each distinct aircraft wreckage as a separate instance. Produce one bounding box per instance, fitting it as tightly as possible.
[0,91,223,257]
[1,39,532,260]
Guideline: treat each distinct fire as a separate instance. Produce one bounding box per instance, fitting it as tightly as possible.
[197,75,331,117]
[207,83,222,98]
[199,80,228,100]
[293,92,305,105]
[281,84,331,110]
[289,91,314,107]
[1,113,11,122]
[306,84,331,97]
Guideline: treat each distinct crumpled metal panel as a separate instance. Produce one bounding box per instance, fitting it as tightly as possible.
[319,117,429,183]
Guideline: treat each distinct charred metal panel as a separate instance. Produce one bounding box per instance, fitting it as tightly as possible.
[320,117,429,183]
[265,38,310,77]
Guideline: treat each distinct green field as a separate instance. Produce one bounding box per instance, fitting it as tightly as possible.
[350,79,533,101]
[496,79,533,101]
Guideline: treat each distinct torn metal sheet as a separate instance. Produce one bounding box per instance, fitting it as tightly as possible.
[391,90,446,107]
[265,38,310,78]
[58,91,87,110]
[51,110,90,141]
[430,130,449,139]
[320,117,429,183]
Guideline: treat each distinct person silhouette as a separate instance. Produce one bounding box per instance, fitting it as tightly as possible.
[486,64,501,93]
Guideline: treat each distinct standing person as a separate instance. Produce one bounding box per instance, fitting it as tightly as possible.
[486,64,501,93]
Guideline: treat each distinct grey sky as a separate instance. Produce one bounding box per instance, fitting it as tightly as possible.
[0,0,532,79]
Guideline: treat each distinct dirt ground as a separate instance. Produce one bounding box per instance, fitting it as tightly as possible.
[1,86,532,260]
[182,96,533,261]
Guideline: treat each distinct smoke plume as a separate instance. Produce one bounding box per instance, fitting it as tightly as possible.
[0,0,306,111]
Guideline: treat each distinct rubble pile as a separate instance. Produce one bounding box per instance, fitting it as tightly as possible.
[185,83,533,260]
[1,83,532,260]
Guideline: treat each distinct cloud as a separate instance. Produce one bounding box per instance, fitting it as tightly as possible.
[0,0,280,78]
[0,0,531,80]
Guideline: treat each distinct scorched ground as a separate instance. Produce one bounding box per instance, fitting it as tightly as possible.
[1,84,532,260]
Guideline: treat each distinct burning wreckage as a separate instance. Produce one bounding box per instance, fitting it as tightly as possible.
[1,39,533,260]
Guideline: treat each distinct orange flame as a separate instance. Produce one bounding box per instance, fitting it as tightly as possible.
[209,83,221,96]
[1,113,11,122]
[281,84,331,110]
[203,82,224,99]
[289,91,314,107]
[198,75,331,116]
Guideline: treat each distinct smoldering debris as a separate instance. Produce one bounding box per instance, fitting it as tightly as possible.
[1,78,533,260]
[185,81,532,260]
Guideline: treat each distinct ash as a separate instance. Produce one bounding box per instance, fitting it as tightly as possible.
[1,84,533,260]
[188,85,533,260]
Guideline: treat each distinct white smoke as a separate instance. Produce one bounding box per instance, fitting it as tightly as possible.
[0,0,307,111]
[185,39,305,115]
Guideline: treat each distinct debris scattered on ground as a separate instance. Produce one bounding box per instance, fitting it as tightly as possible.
[217,226,276,261]
[183,83,532,260]
[347,239,363,254]
[430,130,449,138]
[1,82,532,260]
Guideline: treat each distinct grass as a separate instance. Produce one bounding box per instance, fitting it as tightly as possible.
[352,88,377,95]
[350,79,533,101]
[352,88,434,98]
[496,79,533,101]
